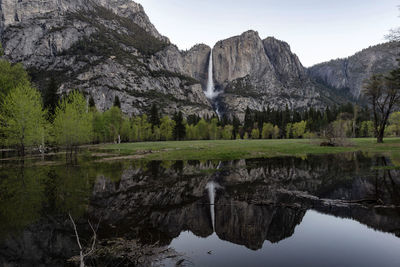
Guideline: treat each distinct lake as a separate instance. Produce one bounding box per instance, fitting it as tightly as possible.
[0,152,399,266]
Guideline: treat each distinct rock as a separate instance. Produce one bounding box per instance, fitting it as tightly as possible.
[212,31,329,121]
[1,0,394,120]
[0,0,215,118]
[308,42,400,99]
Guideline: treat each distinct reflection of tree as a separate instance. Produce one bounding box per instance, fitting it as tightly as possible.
[0,160,119,239]
[0,162,46,239]
[45,165,92,218]
[374,157,400,205]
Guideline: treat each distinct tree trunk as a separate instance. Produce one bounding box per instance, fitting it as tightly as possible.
[377,133,384,143]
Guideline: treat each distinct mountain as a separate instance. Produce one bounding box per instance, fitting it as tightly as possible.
[212,30,342,120]
[309,42,400,99]
[0,0,395,120]
[0,0,215,118]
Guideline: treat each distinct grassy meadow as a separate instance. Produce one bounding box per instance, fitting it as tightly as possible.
[99,137,400,161]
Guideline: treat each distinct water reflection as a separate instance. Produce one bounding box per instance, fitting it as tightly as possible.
[0,152,399,266]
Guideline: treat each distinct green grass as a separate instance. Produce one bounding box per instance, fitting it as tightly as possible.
[98,138,400,161]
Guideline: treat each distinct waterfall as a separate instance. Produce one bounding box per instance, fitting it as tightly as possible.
[205,50,218,99]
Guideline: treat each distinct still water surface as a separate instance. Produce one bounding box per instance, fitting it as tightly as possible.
[0,152,399,266]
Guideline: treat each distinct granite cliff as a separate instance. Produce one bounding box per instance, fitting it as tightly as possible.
[0,0,396,120]
[0,0,215,117]
[309,42,400,99]
[212,31,341,120]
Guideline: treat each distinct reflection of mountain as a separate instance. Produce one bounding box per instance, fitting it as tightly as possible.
[88,154,400,247]
[1,153,400,266]
[215,197,305,250]
[0,217,77,267]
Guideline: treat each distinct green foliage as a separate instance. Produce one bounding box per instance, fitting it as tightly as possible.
[389,112,400,136]
[209,118,219,140]
[0,85,48,153]
[273,125,280,139]
[130,115,152,142]
[92,110,107,143]
[360,121,375,137]
[251,128,260,139]
[262,123,274,139]
[185,124,197,140]
[0,42,3,56]
[103,106,123,143]
[195,119,209,140]
[52,91,92,150]
[221,125,233,140]
[160,116,175,141]
[0,60,30,101]
[292,121,307,138]
[120,118,131,142]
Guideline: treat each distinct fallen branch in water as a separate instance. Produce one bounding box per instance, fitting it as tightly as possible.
[68,213,98,267]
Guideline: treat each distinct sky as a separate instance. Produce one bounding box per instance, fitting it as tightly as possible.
[134,0,399,67]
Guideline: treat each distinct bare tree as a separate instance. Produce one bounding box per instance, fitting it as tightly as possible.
[69,213,97,267]
[363,70,400,143]
[385,27,400,42]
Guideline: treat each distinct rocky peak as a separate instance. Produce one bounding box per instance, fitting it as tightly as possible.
[0,0,167,42]
[0,0,215,118]
[213,30,277,86]
[263,37,307,83]
[0,1,363,120]
[211,30,327,120]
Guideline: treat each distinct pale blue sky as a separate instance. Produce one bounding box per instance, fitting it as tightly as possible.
[135,0,399,66]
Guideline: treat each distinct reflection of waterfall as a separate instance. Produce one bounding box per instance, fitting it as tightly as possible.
[205,161,222,231]
[206,181,220,231]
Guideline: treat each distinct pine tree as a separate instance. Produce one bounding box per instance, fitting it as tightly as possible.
[43,77,59,118]
[244,106,253,132]
[88,95,96,109]
[173,111,186,141]
[232,116,241,139]
[113,95,121,108]
[149,103,160,128]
